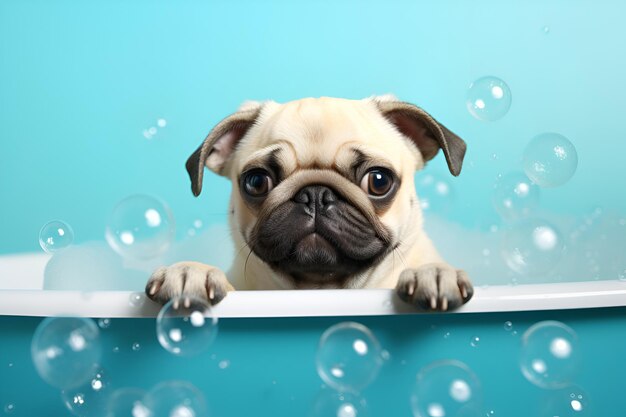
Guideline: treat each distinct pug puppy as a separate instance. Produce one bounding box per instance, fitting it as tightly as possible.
[145,95,473,311]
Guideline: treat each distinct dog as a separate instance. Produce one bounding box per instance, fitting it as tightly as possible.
[145,95,473,311]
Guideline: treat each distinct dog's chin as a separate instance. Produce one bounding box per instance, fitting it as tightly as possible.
[265,233,382,286]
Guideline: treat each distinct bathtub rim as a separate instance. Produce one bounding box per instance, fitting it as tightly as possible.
[1,280,625,318]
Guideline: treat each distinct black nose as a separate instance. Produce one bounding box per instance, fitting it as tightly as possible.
[293,185,337,214]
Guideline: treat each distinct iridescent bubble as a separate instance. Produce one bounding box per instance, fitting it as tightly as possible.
[520,321,580,389]
[128,292,146,308]
[39,220,74,253]
[105,194,175,260]
[501,220,564,276]
[142,381,208,417]
[106,387,148,417]
[416,173,455,214]
[492,172,540,222]
[309,391,369,417]
[4,404,15,414]
[316,322,384,393]
[97,319,111,330]
[156,296,218,356]
[62,368,112,417]
[523,133,578,187]
[31,317,101,389]
[411,360,483,417]
[470,336,480,348]
[542,386,591,416]
[504,321,513,332]
[466,76,512,121]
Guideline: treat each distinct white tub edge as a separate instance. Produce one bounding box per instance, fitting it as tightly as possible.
[1,252,625,318]
[1,281,625,318]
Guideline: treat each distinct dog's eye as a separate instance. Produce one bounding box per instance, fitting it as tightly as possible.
[243,170,273,197]
[361,169,393,196]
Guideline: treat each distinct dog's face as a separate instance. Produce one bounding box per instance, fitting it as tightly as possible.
[186,96,466,288]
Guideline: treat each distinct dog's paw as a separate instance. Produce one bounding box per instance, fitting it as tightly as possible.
[396,263,473,311]
[145,261,234,306]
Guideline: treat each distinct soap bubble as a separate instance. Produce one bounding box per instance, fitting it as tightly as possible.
[466,76,512,121]
[416,173,455,214]
[105,194,175,260]
[156,296,218,356]
[411,360,483,417]
[520,321,580,389]
[492,172,540,221]
[542,386,591,416]
[62,368,112,417]
[31,317,102,389]
[501,220,564,276]
[470,336,480,347]
[106,388,148,417]
[142,381,208,417]
[523,133,578,187]
[309,391,369,417]
[316,322,384,393]
[39,220,74,252]
[128,292,146,308]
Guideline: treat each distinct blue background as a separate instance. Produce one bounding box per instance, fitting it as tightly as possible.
[2,0,625,255]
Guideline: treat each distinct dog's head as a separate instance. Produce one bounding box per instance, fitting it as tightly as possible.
[186,96,466,287]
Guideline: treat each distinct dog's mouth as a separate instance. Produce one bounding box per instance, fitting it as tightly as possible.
[250,198,392,285]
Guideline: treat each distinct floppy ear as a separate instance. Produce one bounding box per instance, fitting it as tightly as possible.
[186,101,264,196]
[373,96,467,176]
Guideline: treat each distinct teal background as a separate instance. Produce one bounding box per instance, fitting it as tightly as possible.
[1,0,626,255]
[2,308,625,416]
[1,1,626,416]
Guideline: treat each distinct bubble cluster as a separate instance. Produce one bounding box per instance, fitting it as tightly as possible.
[542,386,590,416]
[523,133,578,187]
[61,368,112,417]
[143,118,167,139]
[31,317,102,389]
[105,194,175,260]
[39,220,74,253]
[492,172,540,221]
[156,296,218,356]
[520,321,580,389]
[142,381,208,417]
[316,322,384,393]
[411,360,482,417]
[466,76,512,121]
[501,220,564,276]
[416,173,455,214]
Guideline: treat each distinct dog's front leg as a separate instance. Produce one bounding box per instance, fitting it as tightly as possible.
[145,261,235,306]
[395,237,474,311]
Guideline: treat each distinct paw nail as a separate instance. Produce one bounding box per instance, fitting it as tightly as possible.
[441,298,448,311]
[461,287,468,299]
[149,284,158,296]
[173,299,180,310]
[407,282,415,297]
[184,297,191,308]
[208,286,215,300]
[430,296,437,310]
